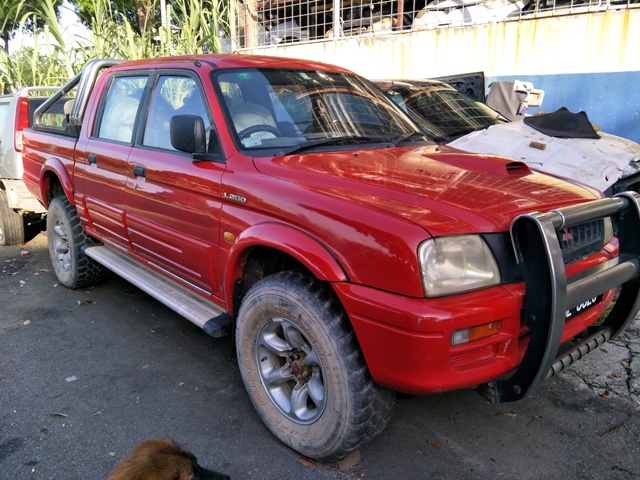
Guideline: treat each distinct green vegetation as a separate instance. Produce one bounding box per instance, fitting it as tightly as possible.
[0,0,230,93]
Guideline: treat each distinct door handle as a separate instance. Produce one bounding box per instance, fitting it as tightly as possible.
[133,165,146,178]
[87,153,97,165]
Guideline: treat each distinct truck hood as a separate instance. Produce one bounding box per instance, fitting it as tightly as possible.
[254,145,600,236]
[449,121,640,193]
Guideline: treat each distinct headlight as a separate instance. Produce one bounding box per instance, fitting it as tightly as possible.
[419,235,501,297]
[603,217,614,246]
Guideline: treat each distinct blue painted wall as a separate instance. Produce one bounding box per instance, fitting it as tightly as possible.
[488,71,640,143]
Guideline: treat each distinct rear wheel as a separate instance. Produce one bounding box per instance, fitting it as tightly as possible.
[236,270,395,460]
[47,196,105,288]
[0,189,25,246]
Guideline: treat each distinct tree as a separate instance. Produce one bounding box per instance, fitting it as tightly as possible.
[1,0,24,52]
[71,0,155,36]
[0,0,64,53]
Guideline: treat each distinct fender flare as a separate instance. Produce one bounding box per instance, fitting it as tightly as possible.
[224,222,348,311]
[39,157,74,208]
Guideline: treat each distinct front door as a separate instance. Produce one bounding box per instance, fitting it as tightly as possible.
[124,73,225,297]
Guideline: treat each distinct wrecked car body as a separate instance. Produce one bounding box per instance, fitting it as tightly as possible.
[412,0,530,30]
[376,79,640,195]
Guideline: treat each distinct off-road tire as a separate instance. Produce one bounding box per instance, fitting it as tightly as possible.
[0,189,25,245]
[47,196,106,288]
[236,270,395,460]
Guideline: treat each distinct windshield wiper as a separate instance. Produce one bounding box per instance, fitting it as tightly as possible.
[389,131,428,147]
[279,135,377,155]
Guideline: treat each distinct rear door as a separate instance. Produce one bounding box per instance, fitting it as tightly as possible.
[124,71,226,297]
[75,73,149,249]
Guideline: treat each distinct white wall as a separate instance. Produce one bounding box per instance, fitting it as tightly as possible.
[243,9,640,80]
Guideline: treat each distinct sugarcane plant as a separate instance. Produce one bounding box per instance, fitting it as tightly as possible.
[0,0,231,93]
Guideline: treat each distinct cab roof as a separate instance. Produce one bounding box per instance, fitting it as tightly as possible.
[114,54,350,74]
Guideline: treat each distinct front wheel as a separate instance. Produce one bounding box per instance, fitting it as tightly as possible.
[46,196,105,289]
[236,270,395,460]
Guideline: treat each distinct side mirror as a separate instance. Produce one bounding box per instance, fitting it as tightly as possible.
[170,114,206,154]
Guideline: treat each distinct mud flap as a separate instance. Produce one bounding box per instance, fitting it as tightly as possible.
[476,191,640,403]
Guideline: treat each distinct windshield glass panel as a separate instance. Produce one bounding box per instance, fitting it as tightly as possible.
[213,69,425,152]
[388,85,506,143]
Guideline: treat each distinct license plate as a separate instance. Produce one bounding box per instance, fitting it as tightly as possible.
[565,294,603,320]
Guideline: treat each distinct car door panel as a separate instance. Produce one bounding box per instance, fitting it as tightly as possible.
[78,144,132,247]
[125,74,224,297]
[125,149,224,296]
[75,74,148,248]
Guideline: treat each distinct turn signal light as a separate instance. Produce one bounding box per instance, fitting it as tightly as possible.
[452,321,501,346]
[14,97,30,152]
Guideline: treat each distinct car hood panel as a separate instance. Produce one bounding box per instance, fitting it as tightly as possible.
[254,145,600,236]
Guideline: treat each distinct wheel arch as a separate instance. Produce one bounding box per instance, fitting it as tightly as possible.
[224,223,348,316]
[39,158,73,208]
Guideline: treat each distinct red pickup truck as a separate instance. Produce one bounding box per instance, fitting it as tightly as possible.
[22,55,640,460]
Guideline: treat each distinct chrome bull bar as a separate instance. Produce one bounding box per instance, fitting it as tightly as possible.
[476,191,640,403]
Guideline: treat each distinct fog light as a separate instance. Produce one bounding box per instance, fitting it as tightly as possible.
[452,321,502,346]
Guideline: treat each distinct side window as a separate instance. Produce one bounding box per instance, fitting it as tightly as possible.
[143,76,210,151]
[388,92,407,112]
[97,76,147,143]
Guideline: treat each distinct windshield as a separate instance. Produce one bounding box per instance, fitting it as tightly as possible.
[212,68,427,153]
[385,84,507,143]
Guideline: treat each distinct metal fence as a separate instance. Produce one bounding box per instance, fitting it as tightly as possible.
[232,0,638,49]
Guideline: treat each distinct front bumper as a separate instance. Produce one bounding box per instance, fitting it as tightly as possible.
[334,280,613,395]
[334,192,640,400]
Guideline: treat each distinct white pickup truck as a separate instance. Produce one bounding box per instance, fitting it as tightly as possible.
[0,87,57,245]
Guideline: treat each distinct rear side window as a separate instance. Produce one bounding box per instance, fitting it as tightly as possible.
[97,76,148,143]
[27,94,75,132]
[35,97,69,128]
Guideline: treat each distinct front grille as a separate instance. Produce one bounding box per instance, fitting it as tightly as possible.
[557,219,605,265]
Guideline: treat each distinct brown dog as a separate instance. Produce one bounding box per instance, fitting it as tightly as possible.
[106,438,230,480]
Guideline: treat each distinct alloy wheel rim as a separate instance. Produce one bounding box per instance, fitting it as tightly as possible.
[52,218,71,272]
[256,317,327,425]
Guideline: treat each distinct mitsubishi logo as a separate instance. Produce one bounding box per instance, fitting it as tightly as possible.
[561,228,573,241]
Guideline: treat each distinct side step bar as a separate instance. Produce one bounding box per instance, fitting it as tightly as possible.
[84,245,232,337]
